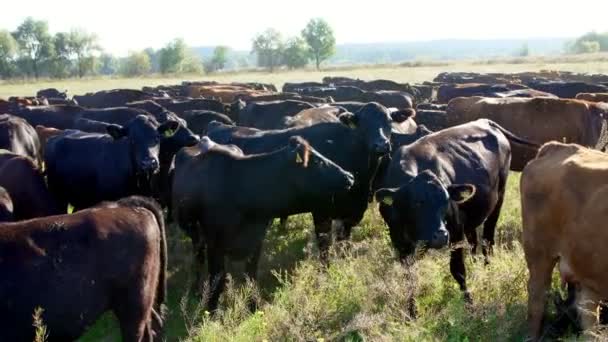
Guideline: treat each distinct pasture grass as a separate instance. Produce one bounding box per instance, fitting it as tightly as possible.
[79,173,581,341]
[3,56,608,98]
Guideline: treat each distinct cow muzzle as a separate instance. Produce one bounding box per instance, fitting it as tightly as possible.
[429,228,449,249]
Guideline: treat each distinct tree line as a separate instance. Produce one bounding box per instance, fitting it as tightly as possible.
[0,17,336,80]
[567,31,608,54]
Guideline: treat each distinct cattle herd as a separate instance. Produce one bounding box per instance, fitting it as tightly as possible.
[1,70,608,340]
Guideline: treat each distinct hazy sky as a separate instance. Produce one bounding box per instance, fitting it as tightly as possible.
[2,0,607,56]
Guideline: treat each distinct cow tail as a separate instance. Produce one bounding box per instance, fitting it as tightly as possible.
[117,196,167,320]
[486,120,541,148]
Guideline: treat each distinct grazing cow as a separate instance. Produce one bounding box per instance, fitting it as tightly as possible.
[521,142,608,340]
[238,100,315,130]
[172,136,354,310]
[181,110,235,135]
[526,81,608,99]
[437,83,528,103]
[375,119,539,303]
[576,93,608,103]
[0,114,42,167]
[74,89,153,108]
[0,196,166,341]
[0,151,63,219]
[208,102,406,257]
[446,97,608,170]
[45,115,177,210]
[0,186,13,222]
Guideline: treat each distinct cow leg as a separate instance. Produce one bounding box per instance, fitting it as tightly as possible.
[449,247,471,303]
[206,246,226,312]
[114,281,155,342]
[245,234,264,312]
[526,256,556,341]
[481,193,505,264]
[465,229,478,256]
[313,214,332,264]
[190,229,206,294]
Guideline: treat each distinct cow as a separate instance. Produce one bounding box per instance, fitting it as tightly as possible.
[282,106,345,128]
[237,100,316,130]
[125,100,184,124]
[73,89,154,108]
[246,93,332,104]
[181,110,235,136]
[282,82,326,93]
[172,136,354,310]
[437,83,528,103]
[35,125,63,157]
[375,119,539,304]
[0,114,42,167]
[0,196,167,341]
[0,151,63,219]
[414,109,448,132]
[417,103,447,111]
[576,93,608,103]
[493,89,557,98]
[526,81,608,99]
[208,102,407,258]
[0,186,13,222]
[446,97,608,170]
[521,142,608,340]
[9,104,85,129]
[45,115,177,210]
[153,98,227,117]
[36,88,67,100]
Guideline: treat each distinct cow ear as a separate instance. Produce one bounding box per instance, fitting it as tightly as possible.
[375,188,398,206]
[158,120,179,138]
[391,109,416,123]
[448,184,476,204]
[289,136,309,167]
[106,124,127,139]
[339,112,358,129]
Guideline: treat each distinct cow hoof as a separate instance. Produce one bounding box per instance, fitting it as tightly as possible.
[463,291,473,305]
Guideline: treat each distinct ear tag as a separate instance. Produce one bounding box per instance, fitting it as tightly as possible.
[164,129,174,138]
[348,122,357,129]
[382,196,394,206]
[296,153,303,164]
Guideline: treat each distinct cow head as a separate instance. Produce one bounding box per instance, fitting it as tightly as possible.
[375,170,475,250]
[106,115,176,177]
[339,102,403,156]
[159,121,200,164]
[285,136,354,195]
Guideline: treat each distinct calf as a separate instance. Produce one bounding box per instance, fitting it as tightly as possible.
[172,137,354,310]
[0,114,42,167]
[208,102,406,257]
[0,151,62,220]
[375,119,538,303]
[45,115,176,210]
[0,196,166,341]
[521,142,608,339]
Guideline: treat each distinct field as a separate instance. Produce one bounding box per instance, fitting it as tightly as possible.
[3,60,606,341]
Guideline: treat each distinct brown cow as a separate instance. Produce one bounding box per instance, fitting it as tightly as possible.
[0,196,166,341]
[522,142,608,340]
[447,97,608,170]
[0,151,63,219]
[576,93,608,103]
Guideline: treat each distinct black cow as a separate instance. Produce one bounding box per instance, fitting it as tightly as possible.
[208,102,406,257]
[45,115,177,210]
[375,119,538,302]
[417,103,447,111]
[0,196,166,341]
[74,89,153,108]
[181,110,235,135]
[154,98,226,117]
[126,100,184,125]
[172,136,354,310]
[437,83,528,103]
[0,114,42,167]
[282,82,326,93]
[414,109,448,131]
[8,105,84,130]
[37,88,67,100]
[526,81,608,99]
[238,100,315,129]
[0,152,63,220]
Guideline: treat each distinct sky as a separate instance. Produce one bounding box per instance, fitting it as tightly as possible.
[1,0,607,56]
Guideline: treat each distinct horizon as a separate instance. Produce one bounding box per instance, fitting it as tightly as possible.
[1,0,607,56]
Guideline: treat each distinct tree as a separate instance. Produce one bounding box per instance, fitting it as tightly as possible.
[181,53,203,74]
[13,17,54,78]
[301,18,336,70]
[206,46,229,72]
[283,37,309,69]
[517,43,530,57]
[50,32,72,78]
[158,39,187,74]
[120,51,151,76]
[0,30,18,79]
[98,53,119,75]
[251,28,284,72]
[68,29,100,77]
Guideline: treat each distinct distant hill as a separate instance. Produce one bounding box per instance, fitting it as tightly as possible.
[192,38,571,69]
